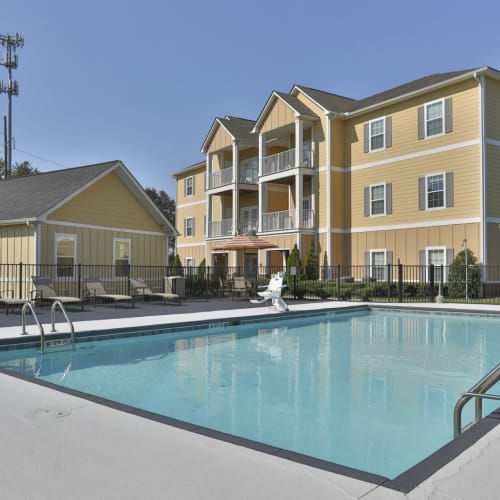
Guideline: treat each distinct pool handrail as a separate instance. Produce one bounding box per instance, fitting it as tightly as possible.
[21,301,45,352]
[50,300,75,349]
[454,362,500,437]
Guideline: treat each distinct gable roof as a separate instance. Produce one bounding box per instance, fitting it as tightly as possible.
[252,91,319,133]
[201,116,257,153]
[0,160,177,235]
[291,85,356,114]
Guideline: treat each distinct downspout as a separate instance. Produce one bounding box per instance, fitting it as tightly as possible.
[326,113,334,266]
[474,72,487,265]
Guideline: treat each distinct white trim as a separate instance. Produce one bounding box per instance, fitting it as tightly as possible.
[479,75,487,265]
[369,249,387,279]
[54,233,77,273]
[351,217,480,233]
[43,219,166,236]
[113,238,131,277]
[177,199,207,209]
[485,137,500,147]
[369,182,387,217]
[326,115,332,266]
[424,98,445,139]
[176,242,206,249]
[425,172,446,211]
[368,117,386,152]
[351,138,480,172]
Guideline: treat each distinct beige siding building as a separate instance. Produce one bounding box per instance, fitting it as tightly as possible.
[174,67,500,277]
[0,161,176,275]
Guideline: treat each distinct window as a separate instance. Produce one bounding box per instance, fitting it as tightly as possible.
[114,239,130,277]
[419,173,454,210]
[365,249,393,281]
[370,118,385,151]
[55,233,76,277]
[418,98,452,139]
[371,184,385,215]
[184,217,194,237]
[426,100,443,137]
[364,116,392,152]
[364,183,392,217]
[427,174,444,208]
[371,250,386,281]
[421,246,454,282]
[184,176,194,197]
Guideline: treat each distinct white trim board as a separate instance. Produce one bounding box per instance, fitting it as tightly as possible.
[43,219,166,236]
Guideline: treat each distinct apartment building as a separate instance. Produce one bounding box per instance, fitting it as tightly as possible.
[173,66,500,277]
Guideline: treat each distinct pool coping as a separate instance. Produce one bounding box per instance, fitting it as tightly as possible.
[0,301,499,495]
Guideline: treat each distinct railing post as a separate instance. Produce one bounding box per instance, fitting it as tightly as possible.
[337,265,341,300]
[429,264,435,301]
[77,263,81,298]
[18,262,23,299]
[398,260,403,303]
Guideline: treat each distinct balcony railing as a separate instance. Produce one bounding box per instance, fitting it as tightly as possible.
[208,218,233,237]
[303,209,314,228]
[240,219,258,234]
[262,148,313,176]
[239,166,258,184]
[208,167,233,189]
[262,209,295,232]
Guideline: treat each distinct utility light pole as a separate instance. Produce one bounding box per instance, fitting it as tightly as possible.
[0,33,24,179]
[462,239,469,303]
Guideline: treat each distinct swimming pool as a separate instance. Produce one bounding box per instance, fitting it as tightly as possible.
[0,308,499,482]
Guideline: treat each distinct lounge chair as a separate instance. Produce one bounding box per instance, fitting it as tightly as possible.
[83,276,134,307]
[0,290,28,315]
[250,272,289,312]
[130,278,180,304]
[31,276,84,310]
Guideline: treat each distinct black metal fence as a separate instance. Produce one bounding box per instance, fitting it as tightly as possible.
[1,262,500,304]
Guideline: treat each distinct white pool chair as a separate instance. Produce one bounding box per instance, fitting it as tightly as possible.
[250,272,289,312]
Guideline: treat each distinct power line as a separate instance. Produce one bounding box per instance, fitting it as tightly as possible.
[14,147,67,168]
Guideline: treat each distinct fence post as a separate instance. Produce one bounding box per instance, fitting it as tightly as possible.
[77,263,81,298]
[398,260,403,303]
[387,263,392,301]
[337,264,341,300]
[429,264,435,301]
[18,262,23,299]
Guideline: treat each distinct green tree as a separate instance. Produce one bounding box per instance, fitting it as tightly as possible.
[0,158,40,178]
[144,187,175,226]
[305,240,318,279]
[197,258,206,281]
[286,244,304,280]
[171,254,183,276]
[448,249,481,298]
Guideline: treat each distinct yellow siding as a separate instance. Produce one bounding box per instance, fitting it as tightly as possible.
[485,77,500,140]
[348,80,479,167]
[350,222,480,265]
[332,119,346,167]
[487,145,500,217]
[39,223,167,266]
[48,171,162,232]
[176,245,207,267]
[351,146,480,227]
[207,124,232,153]
[266,185,288,211]
[0,224,35,264]
[261,99,295,134]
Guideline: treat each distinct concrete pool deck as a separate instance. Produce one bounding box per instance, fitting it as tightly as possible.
[1,299,499,499]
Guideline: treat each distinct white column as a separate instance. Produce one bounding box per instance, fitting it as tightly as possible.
[232,141,239,235]
[295,172,303,229]
[206,153,213,190]
[325,115,333,266]
[258,133,266,232]
[206,195,212,237]
[295,119,303,167]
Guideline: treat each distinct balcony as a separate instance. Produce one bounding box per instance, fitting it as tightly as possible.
[239,166,258,184]
[262,209,295,232]
[209,218,233,237]
[208,167,233,190]
[262,148,313,176]
[261,209,314,232]
[240,218,258,234]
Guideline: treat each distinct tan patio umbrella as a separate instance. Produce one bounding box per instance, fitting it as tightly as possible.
[212,233,279,276]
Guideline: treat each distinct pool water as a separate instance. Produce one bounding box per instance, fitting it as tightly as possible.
[0,309,499,479]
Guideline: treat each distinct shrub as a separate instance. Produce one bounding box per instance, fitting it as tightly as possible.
[448,249,481,298]
[305,241,319,280]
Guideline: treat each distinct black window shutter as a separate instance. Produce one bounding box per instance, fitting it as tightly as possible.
[445,98,453,133]
[418,106,425,139]
[385,116,392,148]
[364,187,370,217]
[446,172,454,207]
[364,123,369,153]
[418,177,425,210]
[386,183,392,214]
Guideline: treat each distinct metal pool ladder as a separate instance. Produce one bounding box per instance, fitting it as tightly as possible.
[21,300,75,354]
[454,362,500,437]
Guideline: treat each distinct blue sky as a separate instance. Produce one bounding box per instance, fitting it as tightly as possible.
[2,0,499,197]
